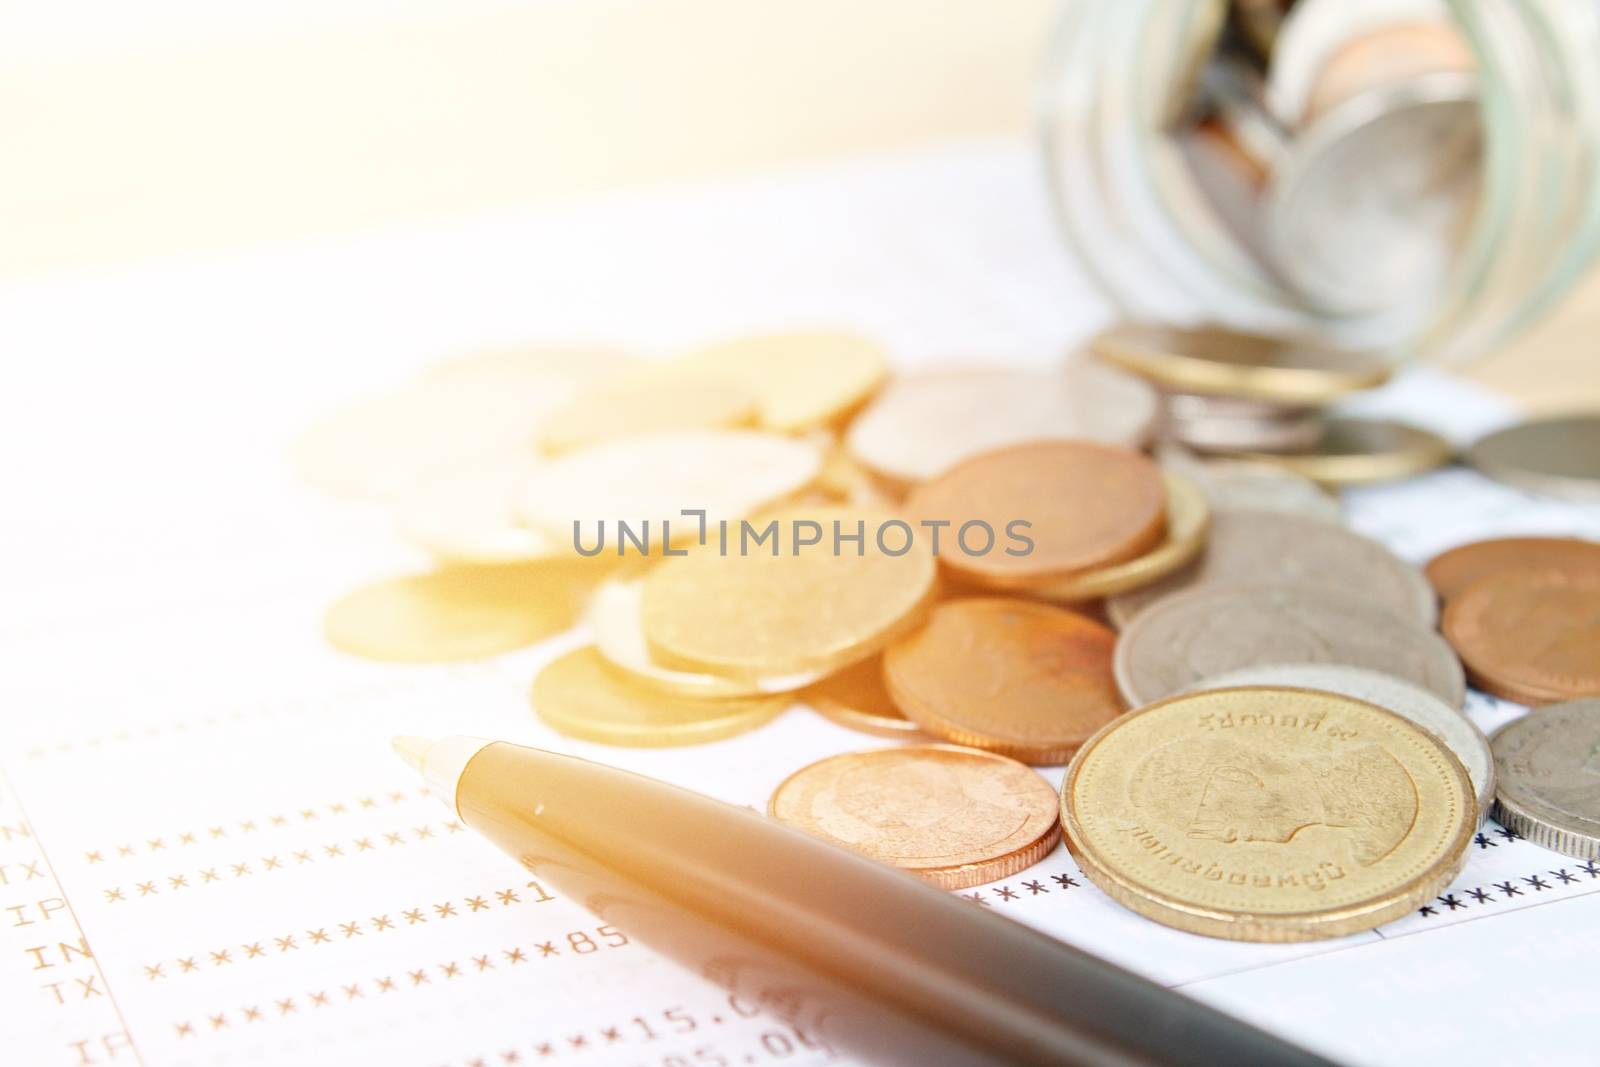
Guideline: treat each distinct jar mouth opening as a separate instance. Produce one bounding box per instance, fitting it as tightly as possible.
[1037,0,1600,364]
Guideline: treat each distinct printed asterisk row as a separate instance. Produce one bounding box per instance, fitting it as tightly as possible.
[1415,864,1600,917]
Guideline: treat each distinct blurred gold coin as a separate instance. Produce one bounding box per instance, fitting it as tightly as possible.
[390,454,561,564]
[539,381,758,453]
[1222,417,1453,486]
[297,352,627,498]
[324,561,595,662]
[1061,687,1476,941]
[803,656,929,740]
[906,440,1167,589]
[641,507,937,680]
[1090,324,1391,404]
[517,430,823,550]
[533,647,789,747]
[588,576,821,698]
[884,598,1123,765]
[1031,474,1210,602]
[666,331,888,432]
[769,746,1060,890]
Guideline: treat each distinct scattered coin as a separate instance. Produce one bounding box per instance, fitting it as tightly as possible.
[1108,509,1436,628]
[1466,414,1600,503]
[845,363,1158,489]
[516,430,823,549]
[884,598,1123,765]
[1163,392,1326,453]
[324,561,597,662]
[905,440,1167,590]
[1090,323,1391,404]
[641,508,937,680]
[1218,417,1454,485]
[1061,687,1477,941]
[1157,446,1343,521]
[1490,700,1600,859]
[1030,474,1211,602]
[1441,565,1600,705]
[665,331,889,432]
[533,647,789,747]
[1425,536,1600,605]
[803,656,929,740]
[1114,582,1465,707]
[769,746,1060,889]
[539,381,758,453]
[390,454,561,564]
[588,576,820,698]
[1186,664,1494,825]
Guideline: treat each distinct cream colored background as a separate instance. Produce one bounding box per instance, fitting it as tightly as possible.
[2,0,1593,405]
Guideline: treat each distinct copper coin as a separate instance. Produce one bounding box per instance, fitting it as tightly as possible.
[1425,537,1600,605]
[1442,566,1600,705]
[803,656,929,740]
[883,598,1123,764]
[905,441,1166,588]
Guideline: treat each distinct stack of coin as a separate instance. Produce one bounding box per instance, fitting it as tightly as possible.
[1090,323,1453,486]
[1432,537,1600,705]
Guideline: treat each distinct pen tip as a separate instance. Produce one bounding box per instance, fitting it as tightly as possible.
[391,735,433,772]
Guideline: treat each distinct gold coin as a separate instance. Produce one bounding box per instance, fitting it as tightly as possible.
[1220,417,1453,486]
[390,453,562,564]
[539,381,758,453]
[533,647,789,747]
[588,576,821,697]
[1061,687,1477,942]
[884,598,1123,765]
[769,746,1060,890]
[324,561,596,662]
[665,331,889,432]
[1090,324,1391,403]
[1030,474,1210,601]
[641,507,937,680]
[803,656,929,740]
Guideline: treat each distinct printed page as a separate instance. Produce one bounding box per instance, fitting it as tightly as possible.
[3,139,1598,1067]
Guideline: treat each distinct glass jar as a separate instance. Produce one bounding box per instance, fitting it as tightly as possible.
[1037,0,1600,364]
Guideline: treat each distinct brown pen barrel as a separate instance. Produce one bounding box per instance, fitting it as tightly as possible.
[455,742,1337,1067]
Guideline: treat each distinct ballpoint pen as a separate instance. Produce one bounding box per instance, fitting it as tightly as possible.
[393,735,1337,1067]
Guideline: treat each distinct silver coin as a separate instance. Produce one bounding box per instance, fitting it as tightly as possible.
[1156,445,1344,523]
[1165,408,1327,453]
[1466,415,1600,504]
[1114,582,1465,708]
[1490,699,1600,859]
[1186,663,1494,825]
[1108,509,1437,629]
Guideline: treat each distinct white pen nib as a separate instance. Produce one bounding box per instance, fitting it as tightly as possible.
[391,735,433,772]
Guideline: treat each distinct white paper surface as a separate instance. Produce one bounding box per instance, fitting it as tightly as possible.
[3,139,1599,1067]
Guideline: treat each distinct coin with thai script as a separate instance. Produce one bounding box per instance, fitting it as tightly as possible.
[770,746,1060,889]
[1115,583,1465,707]
[1425,537,1600,605]
[1090,324,1391,404]
[324,561,597,662]
[905,440,1167,590]
[533,647,789,747]
[1107,509,1436,628]
[1061,687,1476,941]
[845,363,1158,490]
[641,507,937,680]
[884,598,1122,765]
[1186,664,1494,825]
[803,656,929,740]
[1441,566,1600,705]
[1490,700,1600,859]
[1466,414,1600,503]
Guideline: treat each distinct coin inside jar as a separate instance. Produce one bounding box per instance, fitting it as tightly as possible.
[1441,565,1600,705]
[1114,582,1465,708]
[1490,700,1600,859]
[1108,509,1437,628]
[769,745,1060,889]
[884,598,1123,764]
[1060,687,1477,941]
[905,440,1167,589]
